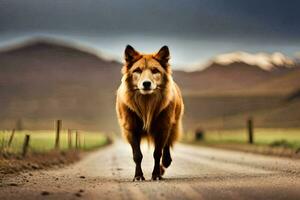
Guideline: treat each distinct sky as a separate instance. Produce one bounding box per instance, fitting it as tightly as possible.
[0,0,299,70]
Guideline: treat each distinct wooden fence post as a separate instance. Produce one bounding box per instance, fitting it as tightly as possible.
[22,134,30,157]
[68,129,72,149]
[8,129,15,147]
[247,117,254,144]
[78,132,81,148]
[75,131,79,149]
[194,128,205,141]
[55,120,62,149]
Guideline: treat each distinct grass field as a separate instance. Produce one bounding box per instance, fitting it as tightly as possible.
[184,128,300,150]
[0,130,109,154]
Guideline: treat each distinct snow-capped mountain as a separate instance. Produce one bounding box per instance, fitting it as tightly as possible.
[206,51,295,71]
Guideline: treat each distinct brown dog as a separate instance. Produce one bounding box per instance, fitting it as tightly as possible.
[116,45,184,181]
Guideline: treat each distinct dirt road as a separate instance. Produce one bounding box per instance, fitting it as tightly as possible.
[1,140,300,200]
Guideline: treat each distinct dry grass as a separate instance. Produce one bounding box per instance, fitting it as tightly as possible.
[183,128,300,150]
[0,130,108,154]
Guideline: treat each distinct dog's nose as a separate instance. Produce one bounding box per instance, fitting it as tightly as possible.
[143,81,151,89]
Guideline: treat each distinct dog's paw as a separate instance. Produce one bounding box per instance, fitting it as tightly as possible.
[132,175,145,182]
[151,174,163,181]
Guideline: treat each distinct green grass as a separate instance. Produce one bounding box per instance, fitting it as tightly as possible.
[184,128,300,149]
[0,130,109,154]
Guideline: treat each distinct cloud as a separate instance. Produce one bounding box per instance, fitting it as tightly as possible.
[0,0,299,68]
[0,0,299,42]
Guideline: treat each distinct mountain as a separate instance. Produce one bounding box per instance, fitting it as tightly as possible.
[208,51,295,71]
[174,52,300,130]
[0,39,299,131]
[0,38,122,131]
[243,68,300,95]
[174,61,279,95]
[174,52,298,95]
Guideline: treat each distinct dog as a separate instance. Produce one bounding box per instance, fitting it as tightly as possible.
[116,45,184,181]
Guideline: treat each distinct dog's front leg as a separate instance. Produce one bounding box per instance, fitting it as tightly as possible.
[152,142,163,180]
[129,133,144,181]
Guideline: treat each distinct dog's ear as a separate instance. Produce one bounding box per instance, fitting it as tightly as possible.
[124,45,141,64]
[154,45,170,66]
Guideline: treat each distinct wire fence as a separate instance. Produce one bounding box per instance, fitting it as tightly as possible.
[187,117,300,150]
[0,120,109,157]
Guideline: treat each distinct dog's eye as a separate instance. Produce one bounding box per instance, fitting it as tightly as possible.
[151,69,160,74]
[133,68,142,73]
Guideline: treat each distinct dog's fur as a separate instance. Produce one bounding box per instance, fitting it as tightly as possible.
[116,45,184,181]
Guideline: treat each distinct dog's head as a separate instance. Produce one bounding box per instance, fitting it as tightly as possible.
[122,45,171,95]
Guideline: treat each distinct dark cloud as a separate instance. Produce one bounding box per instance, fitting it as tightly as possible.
[0,0,299,42]
[0,0,299,68]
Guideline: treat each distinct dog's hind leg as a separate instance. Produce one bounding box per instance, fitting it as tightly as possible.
[162,145,172,168]
[161,122,180,175]
[159,145,171,176]
[152,128,169,180]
